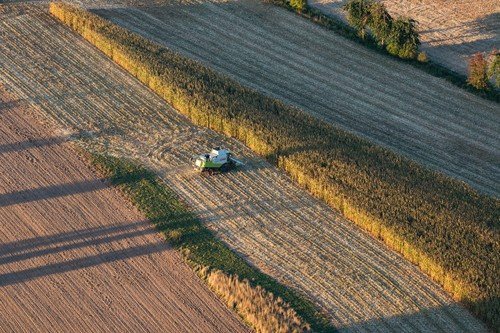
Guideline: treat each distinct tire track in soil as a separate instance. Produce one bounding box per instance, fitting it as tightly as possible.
[0,4,488,332]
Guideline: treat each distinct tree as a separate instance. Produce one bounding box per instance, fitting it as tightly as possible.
[467,53,489,90]
[386,17,419,59]
[343,0,373,39]
[367,2,392,47]
[487,49,499,88]
[290,0,307,12]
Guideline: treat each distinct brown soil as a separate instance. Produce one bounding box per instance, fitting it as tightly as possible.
[0,4,488,332]
[0,88,248,332]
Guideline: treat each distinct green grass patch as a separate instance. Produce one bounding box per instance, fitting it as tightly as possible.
[89,153,335,332]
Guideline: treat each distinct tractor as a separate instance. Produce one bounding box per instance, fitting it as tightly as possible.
[194,147,243,172]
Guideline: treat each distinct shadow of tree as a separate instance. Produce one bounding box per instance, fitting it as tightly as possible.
[0,221,166,287]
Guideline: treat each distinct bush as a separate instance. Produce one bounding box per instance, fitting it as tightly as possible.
[386,17,419,59]
[289,0,307,12]
[51,3,500,329]
[468,52,489,90]
[343,0,373,39]
[367,2,392,46]
[417,51,428,63]
[344,0,419,59]
[487,49,499,88]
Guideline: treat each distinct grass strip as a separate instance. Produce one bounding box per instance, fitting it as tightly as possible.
[51,3,499,329]
[89,153,334,332]
[268,0,499,103]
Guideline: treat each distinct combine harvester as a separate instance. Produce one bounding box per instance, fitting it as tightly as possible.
[195,147,244,173]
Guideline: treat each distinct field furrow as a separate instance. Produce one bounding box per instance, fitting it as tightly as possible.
[88,0,500,197]
[0,4,488,332]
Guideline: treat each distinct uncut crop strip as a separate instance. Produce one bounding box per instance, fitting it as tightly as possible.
[91,0,500,197]
[0,5,488,332]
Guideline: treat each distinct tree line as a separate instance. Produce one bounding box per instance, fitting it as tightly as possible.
[343,0,421,60]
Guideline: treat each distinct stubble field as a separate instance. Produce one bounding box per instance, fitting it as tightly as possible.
[0,4,488,332]
[88,0,500,197]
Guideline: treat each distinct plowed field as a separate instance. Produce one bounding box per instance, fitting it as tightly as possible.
[0,4,487,332]
[0,88,248,332]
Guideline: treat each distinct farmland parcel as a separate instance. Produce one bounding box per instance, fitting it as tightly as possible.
[50,2,499,329]
[0,3,492,332]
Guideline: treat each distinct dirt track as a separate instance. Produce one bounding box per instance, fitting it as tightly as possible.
[88,0,500,197]
[0,89,248,331]
[0,4,488,332]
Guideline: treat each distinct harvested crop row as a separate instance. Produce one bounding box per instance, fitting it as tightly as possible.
[91,0,500,198]
[0,4,489,332]
[48,2,499,328]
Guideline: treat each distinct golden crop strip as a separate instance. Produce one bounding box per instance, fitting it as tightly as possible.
[49,2,499,329]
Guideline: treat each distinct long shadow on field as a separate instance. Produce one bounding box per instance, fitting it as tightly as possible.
[338,297,497,332]
[0,221,166,287]
[0,179,109,207]
[0,136,68,155]
[0,222,156,265]
[0,221,147,256]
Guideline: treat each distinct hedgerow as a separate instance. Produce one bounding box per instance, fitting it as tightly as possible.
[51,3,500,329]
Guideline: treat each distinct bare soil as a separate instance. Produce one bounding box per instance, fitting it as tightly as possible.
[89,0,499,197]
[309,0,500,77]
[0,88,248,332]
[0,4,488,332]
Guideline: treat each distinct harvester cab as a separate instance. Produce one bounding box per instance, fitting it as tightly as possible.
[194,147,243,172]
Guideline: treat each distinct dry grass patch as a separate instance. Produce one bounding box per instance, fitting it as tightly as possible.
[200,267,310,333]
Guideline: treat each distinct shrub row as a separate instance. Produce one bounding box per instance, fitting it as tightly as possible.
[51,3,499,329]
[89,153,329,332]
[343,0,420,60]
[270,0,500,102]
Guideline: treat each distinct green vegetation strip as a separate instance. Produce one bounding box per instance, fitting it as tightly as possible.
[270,0,500,102]
[51,3,499,329]
[89,153,333,332]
